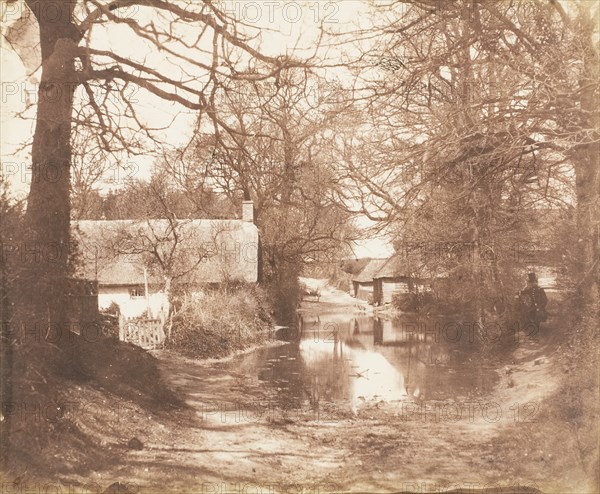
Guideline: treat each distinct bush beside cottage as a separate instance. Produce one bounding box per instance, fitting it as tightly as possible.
[165,284,274,359]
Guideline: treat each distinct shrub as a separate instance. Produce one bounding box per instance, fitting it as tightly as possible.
[165,285,273,359]
[99,302,120,339]
[391,292,419,312]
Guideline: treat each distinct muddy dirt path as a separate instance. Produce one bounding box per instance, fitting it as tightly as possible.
[62,282,588,493]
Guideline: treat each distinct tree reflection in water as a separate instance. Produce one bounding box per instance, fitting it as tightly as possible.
[234,313,497,411]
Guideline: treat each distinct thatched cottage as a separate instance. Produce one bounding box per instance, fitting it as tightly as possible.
[372,256,419,305]
[73,201,259,318]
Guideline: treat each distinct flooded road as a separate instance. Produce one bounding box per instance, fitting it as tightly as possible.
[224,312,498,412]
[63,281,579,493]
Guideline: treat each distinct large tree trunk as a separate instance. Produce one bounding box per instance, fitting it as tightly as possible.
[4,1,82,465]
[15,0,81,351]
[573,13,600,312]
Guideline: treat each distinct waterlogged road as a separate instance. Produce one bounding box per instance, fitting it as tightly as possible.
[61,281,582,493]
[237,311,499,413]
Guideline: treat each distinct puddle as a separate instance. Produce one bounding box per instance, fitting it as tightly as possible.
[225,312,497,411]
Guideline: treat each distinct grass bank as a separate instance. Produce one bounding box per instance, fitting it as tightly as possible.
[2,334,184,485]
[2,285,275,484]
[488,293,599,493]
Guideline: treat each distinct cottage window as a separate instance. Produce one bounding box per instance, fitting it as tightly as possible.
[129,287,145,298]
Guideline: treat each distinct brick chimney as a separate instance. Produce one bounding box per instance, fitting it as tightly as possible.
[242,200,254,223]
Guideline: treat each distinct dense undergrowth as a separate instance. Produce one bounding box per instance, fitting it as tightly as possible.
[551,304,599,489]
[165,285,274,359]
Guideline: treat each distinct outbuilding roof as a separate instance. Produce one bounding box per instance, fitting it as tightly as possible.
[352,258,388,283]
[373,255,408,279]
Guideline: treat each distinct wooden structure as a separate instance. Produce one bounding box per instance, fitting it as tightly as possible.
[351,255,429,306]
[118,308,167,350]
[352,259,388,302]
[372,257,417,305]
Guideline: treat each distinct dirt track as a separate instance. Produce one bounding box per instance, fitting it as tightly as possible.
[51,283,594,493]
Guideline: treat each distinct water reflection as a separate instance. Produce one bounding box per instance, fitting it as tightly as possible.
[230,313,495,410]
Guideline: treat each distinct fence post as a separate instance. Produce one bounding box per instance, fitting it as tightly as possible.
[118,314,125,341]
[139,321,144,348]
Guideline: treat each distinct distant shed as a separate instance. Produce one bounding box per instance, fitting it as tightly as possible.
[352,258,388,302]
[372,256,418,305]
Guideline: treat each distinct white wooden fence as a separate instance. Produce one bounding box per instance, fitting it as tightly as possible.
[118,309,167,350]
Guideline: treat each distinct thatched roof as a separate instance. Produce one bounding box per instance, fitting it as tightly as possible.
[352,258,388,283]
[340,258,372,276]
[73,219,259,286]
[353,253,439,282]
[373,256,408,279]
[373,257,405,278]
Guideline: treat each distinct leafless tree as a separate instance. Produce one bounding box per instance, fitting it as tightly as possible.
[3,0,307,343]
[172,68,359,280]
[335,0,598,312]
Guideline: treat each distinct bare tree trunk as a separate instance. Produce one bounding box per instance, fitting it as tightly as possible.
[15,1,80,352]
[162,276,174,339]
[574,14,600,311]
[0,232,12,467]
